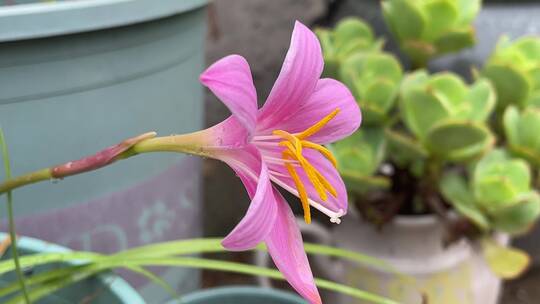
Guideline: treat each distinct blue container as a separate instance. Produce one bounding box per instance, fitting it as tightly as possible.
[0,0,207,302]
[0,232,144,303]
[168,287,308,304]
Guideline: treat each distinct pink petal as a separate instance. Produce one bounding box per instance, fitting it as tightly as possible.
[268,78,361,144]
[265,190,321,304]
[257,21,324,131]
[200,55,258,133]
[221,146,278,250]
[204,116,250,149]
[267,148,348,215]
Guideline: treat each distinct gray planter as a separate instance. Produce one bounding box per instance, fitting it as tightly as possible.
[0,0,207,301]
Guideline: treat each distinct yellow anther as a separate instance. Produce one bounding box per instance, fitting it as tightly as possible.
[297,108,340,140]
[299,157,328,201]
[283,152,311,224]
[304,161,338,198]
[281,140,327,202]
[301,141,337,168]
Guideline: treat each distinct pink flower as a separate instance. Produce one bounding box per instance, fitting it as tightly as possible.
[198,21,361,303]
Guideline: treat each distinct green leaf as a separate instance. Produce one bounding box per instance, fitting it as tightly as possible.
[482,64,532,108]
[473,149,531,210]
[490,191,540,234]
[427,72,468,105]
[439,172,490,230]
[482,240,530,279]
[382,0,426,40]
[424,120,494,161]
[401,89,451,140]
[334,18,374,51]
[503,106,520,146]
[422,0,458,41]
[457,0,481,26]
[514,37,540,62]
[364,78,399,115]
[517,108,540,150]
[334,127,386,176]
[465,79,496,122]
[1,240,400,304]
[433,27,475,54]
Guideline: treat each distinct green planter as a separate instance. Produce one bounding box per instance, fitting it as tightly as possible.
[168,287,307,304]
[0,0,207,302]
[0,232,144,303]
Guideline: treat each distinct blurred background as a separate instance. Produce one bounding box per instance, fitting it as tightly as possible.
[0,0,539,303]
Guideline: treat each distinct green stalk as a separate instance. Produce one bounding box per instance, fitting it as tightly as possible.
[0,128,30,304]
[0,132,213,196]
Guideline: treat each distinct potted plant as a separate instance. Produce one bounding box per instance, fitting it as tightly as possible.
[312,2,540,302]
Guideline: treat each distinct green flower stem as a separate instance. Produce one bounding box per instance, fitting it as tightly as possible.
[0,129,31,304]
[0,132,213,196]
[0,169,52,196]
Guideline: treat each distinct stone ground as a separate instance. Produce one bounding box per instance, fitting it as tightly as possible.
[201,1,540,303]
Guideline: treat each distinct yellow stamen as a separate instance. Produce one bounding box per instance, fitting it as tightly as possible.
[283,152,311,224]
[301,141,337,168]
[297,108,340,140]
[269,108,342,223]
[305,161,338,198]
[279,139,327,201]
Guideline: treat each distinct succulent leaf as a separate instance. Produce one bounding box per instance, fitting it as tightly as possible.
[340,52,403,125]
[334,127,386,177]
[482,36,540,108]
[425,120,493,161]
[489,191,540,234]
[400,71,495,156]
[440,172,490,230]
[482,240,530,279]
[382,0,480,64]
[504,106,540,166]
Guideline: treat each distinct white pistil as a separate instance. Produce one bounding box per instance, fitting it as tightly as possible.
[269,176,344,224]
[252,135,282,141]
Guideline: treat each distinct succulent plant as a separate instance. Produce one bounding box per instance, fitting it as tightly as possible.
[339,52,403,125]
[482,36,540,109]
[503,106,540,166]
[397,70,496,162]
[441,149,540,234]
[381,0,480,67]
[316,18,384,79]
[333,127,390,193]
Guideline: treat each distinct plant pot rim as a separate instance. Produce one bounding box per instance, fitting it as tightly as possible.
[389,212,458,227]
[0,232,144,303]
[0,0,207,43]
